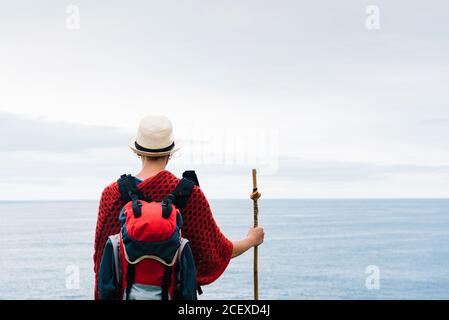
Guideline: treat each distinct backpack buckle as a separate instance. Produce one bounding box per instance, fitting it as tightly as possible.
[161,194,175,219]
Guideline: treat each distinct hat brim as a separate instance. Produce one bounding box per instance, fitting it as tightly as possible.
[129,137,181,157]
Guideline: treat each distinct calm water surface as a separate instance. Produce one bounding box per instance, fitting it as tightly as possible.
[1,199,448,299]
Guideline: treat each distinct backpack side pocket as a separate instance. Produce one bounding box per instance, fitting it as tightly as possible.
[174,239,198,300]
[98,234,121,300]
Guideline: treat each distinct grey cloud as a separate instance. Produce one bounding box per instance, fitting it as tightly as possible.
[277,157,449,182]
[2,111,448,184]
[172,156,449,182]
[0,112,132,152]
[420,118,449,127]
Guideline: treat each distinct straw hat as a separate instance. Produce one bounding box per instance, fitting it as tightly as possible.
[129,115,180,157]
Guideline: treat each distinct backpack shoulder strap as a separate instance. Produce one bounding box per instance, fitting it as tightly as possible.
[171,170,200,211]
[182,170,200,187]
[117,174,149,218]
[117,174,135,203]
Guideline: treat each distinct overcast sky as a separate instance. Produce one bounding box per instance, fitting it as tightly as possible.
[1,1,449,200]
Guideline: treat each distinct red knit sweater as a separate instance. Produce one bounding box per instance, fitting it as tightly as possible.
[93,170,233,299]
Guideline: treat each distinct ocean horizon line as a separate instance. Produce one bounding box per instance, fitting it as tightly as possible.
[1,197,449,203]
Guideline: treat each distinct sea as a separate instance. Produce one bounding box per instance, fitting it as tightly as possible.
[0,199,448,300]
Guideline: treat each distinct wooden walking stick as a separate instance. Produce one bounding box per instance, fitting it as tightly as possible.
[251,169,261,300]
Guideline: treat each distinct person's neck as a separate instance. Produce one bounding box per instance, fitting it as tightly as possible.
[136,162,167,181]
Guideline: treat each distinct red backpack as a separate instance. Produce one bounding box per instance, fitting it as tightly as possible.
[98,171,200,300]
